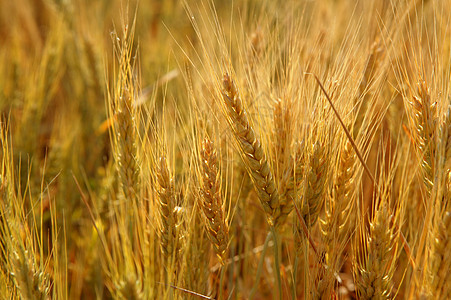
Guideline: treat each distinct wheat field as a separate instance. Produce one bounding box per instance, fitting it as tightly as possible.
[0,0,450,299]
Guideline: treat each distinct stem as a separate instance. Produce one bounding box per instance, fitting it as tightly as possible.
[270,226,282,300]
[292,256,298,300]
[219,265,226,300]
[303,239,309,297]
[249,232,272,299]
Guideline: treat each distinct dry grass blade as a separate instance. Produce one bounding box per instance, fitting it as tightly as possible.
[311,74,377,188]
[157,282,214,299]
[293,201,319,257]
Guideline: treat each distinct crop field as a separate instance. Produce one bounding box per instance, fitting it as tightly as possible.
[0,0,450,299]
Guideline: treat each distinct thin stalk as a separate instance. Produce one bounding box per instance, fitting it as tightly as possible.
[303,239,309,297]
[292,256,298,300]
[219,266,226,300]
[249,232,272,299]
[270,226,282,300]
[228,244,235,300]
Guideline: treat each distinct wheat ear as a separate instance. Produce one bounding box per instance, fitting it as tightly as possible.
[355,202,396,300]
[354,39,385,137]
[321,139,355,249]
[410,80,438,194]
[0,183,50,300]
[442,106,450,201]
[301,141,329,228]
[444,106,451,170]
[222,73,281,226]
[200,137,229,262]
[315,139,355,298]
[293,140,328,258]
[115,273,144,300]
[272,99,296,224]
[10,242,50,300]
[429,211,451,298]
[116,88,139,202]
[156,156,181,261]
